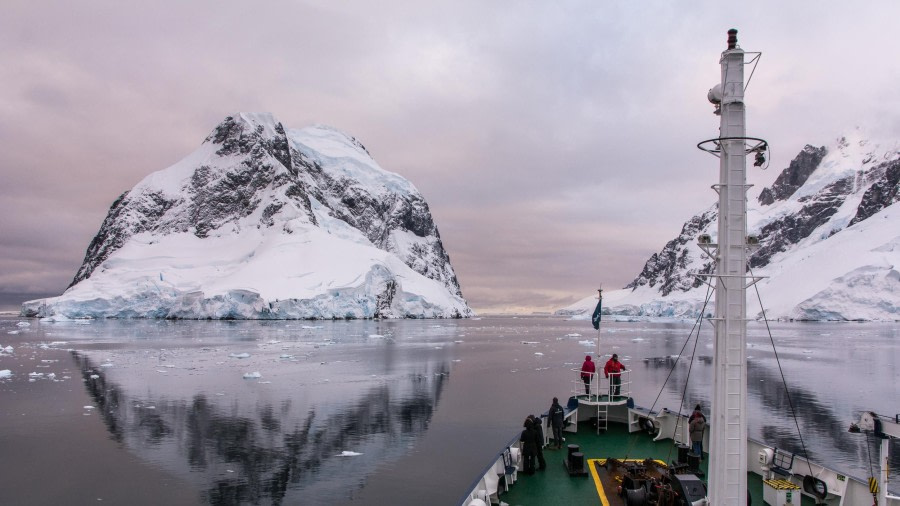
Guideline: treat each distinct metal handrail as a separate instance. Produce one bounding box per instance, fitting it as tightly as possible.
[571,367,631,400]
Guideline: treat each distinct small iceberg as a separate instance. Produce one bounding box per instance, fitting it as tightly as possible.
[229,353,251,359]
[337,451,363,457]
[242,371,262,379]
[0,370,12,379]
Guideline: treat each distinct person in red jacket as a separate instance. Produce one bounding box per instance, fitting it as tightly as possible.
[604,354,627,397]
[580,355,595,396]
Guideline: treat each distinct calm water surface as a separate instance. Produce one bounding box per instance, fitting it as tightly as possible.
[0,316,897,505]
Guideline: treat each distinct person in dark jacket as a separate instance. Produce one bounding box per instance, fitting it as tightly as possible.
[528,414,546,470]
[520,418,537,474]
[548,397,565,449]
[580,355,596,395]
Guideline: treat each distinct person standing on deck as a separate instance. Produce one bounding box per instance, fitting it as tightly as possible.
[580,355,595,395]
[604,354,626,397]
[520,418,538,474]
[689,404,706,459]
[548,397,565,449]
[528,414,546,470]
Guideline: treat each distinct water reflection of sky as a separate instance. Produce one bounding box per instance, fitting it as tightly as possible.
[0,317,897,504]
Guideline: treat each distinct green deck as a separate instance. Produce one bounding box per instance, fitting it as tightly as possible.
[498,421,812,505]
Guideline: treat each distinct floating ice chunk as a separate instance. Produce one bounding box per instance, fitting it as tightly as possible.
[578,340,594,346]
[156,370,168,373]
[534,352,544,356]
[16,322,30,327]
[47,373,56,380]
[802,349,813,354]
[229,353,251,359]
[0,370,12,379]
[631,338,644,342]
[452,359,462,362]
[40,315,72,322]
[6,330,18,335]
[100,362,114,368]
[259,381,272,384]
[566,333,581,337]
[521,341,539,345]
[242,371,262,379]
[90,374,100,379]
[266,340,281,344]
[454,340,464,343]
[301,325,323,329]
[84,405,94,409]
[369,334,385,338]
[73,319,92,325]
[1,346,13,353]
[337,451,363,457]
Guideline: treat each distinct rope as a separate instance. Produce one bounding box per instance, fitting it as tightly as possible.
[750,266,814,477]
[620,281,713,463]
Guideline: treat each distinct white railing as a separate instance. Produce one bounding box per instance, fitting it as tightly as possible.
[571,368,631,401]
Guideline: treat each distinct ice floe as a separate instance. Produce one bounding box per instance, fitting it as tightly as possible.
[243,371,262,379]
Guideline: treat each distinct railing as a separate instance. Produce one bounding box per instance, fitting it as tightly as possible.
[571,368,631,401]
[457,432,521,506]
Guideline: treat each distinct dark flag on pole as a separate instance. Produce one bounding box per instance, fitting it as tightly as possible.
[591,289,603,330]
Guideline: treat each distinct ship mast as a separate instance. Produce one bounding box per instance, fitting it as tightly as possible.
[706,29,750,505]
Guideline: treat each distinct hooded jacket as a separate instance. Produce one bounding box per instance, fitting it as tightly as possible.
[580,356,596,379]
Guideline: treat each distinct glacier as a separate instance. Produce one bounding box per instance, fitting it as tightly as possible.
[23,113,473,320]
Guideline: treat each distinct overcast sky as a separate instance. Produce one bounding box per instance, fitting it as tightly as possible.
[2,1,900,313]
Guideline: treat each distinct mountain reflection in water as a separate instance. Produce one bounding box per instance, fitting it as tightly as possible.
[72,350,448,504]
[1,317,897,504]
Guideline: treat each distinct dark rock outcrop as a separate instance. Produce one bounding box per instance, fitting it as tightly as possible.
[757,145,827,206]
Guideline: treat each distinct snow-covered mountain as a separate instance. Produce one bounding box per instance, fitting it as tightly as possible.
[562,129,900,321]
[23,113,473,319]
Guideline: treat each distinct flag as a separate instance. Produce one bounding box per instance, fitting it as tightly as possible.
[591,299,602,330]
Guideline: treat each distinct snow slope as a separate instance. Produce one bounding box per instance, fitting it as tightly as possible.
[24,113,472,319]
[562,130,900,321]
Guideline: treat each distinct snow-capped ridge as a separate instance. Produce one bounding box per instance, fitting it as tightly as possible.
[563,130,900,321]
[25,113,472,320]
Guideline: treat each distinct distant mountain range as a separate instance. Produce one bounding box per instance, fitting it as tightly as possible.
[561,129,900,321]
[23,113,472,319]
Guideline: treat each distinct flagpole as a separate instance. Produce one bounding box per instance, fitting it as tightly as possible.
[592,287,603,361]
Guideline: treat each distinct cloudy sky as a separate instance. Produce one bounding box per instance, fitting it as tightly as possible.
[2,1,900,313]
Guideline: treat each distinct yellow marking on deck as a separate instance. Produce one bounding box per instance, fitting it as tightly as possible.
[589,459,668,506]
[763,478,799,490]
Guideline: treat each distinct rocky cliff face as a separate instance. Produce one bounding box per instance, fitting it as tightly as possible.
[28,113,471,319]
